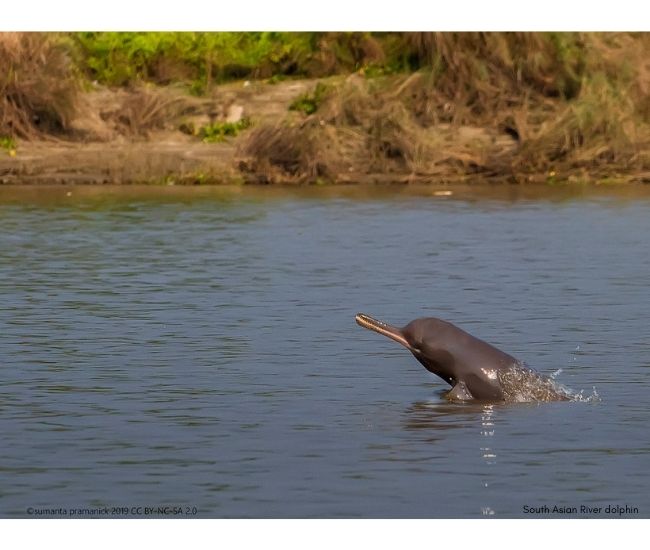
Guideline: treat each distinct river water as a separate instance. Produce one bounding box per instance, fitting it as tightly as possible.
[1,184,649,518]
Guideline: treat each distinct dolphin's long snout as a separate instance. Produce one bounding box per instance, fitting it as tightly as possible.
[355,313,410,349]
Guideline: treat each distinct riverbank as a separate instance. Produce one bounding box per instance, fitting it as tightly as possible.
[0,78,319,185]
[1,32,648,185]
[2,74,648,186]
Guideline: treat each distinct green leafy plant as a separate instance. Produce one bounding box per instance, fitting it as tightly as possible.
[0,136,16,150]
[289,82,330,115]
[72,32,317,91]
[199,118,251,142]
[70,32,397,92]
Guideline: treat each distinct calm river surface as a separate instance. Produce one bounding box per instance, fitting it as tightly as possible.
[1,184,649,518]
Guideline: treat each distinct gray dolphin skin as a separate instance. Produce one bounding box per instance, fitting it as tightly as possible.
[355,313,520,402]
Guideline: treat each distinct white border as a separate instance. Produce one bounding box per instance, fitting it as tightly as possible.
[2,1,648,548]
[3,518,649,550]
[2,0,649,31]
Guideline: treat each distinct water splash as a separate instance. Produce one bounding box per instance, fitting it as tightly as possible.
[568,386,601,403]
[498,362,599,403]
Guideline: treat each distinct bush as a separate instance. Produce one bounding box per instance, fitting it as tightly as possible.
[71,32,391,92]
[0,33,79,138]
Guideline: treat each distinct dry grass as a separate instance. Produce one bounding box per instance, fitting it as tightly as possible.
[511,34,650,179]
[0,33,192,141]
[237,118,366,183]
[239,33,650,183]
[238,75,515,183]
[103,87,189,137]
[0,33,78,139]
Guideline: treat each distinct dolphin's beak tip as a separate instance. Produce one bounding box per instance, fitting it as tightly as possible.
[354,313,409,348]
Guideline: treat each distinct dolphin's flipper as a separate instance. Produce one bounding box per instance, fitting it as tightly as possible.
[446,381,474,402]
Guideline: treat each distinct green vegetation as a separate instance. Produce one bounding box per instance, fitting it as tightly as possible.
[71,32,390,92]
[1,136,16,151]
[289,82,331,115]
[199,119,251,143]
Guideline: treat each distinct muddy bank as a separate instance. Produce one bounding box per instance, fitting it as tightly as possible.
[2,82,645,186]
[0,141,238,185]
[2,72,648,186]
[1,78,319,185]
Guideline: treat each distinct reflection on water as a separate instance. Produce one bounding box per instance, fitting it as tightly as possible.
[480,405,496,516]
[404,399,485,431]
[403,399,500,516]
[1,184,650,518]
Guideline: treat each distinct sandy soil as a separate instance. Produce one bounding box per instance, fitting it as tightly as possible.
[0,79,318,185]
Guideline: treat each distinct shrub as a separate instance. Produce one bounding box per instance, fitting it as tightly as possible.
[0,33,78,138]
